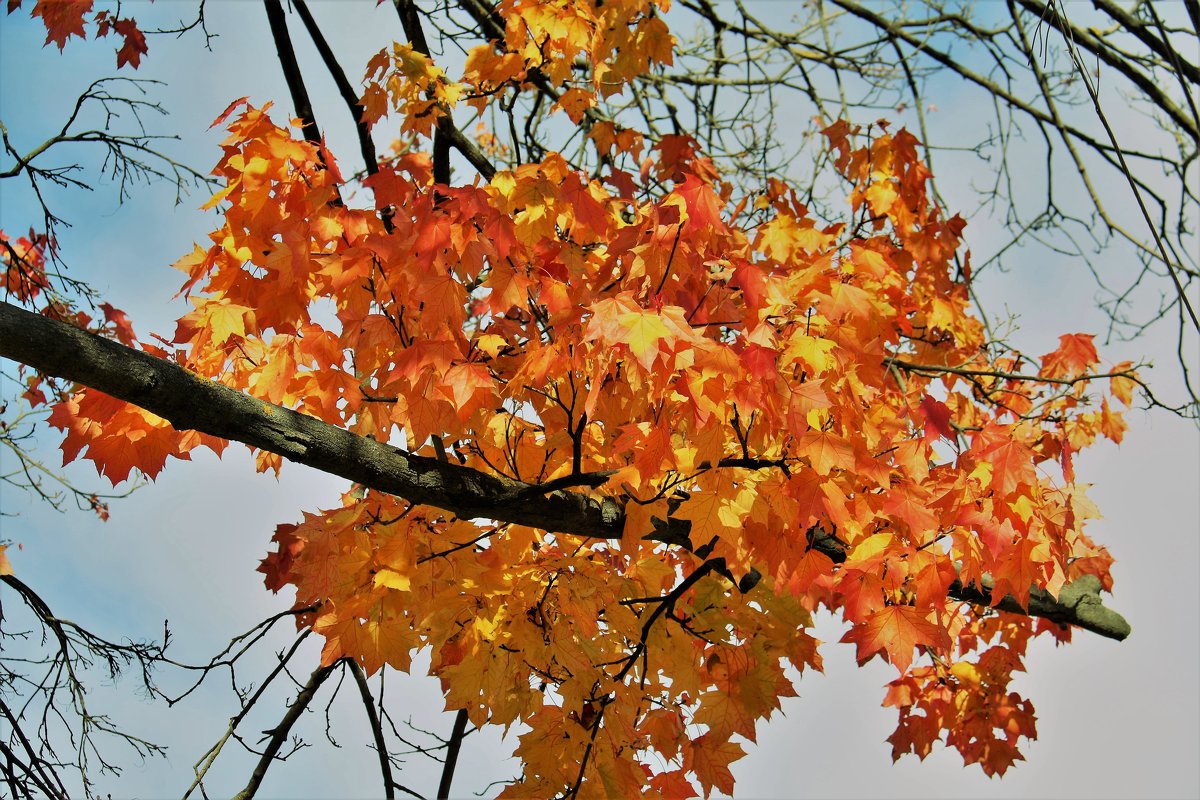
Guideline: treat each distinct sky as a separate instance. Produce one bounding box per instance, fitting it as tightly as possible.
[1,3,1197,799]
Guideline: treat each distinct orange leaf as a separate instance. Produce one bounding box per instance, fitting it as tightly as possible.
[648,770,698,800]
[1040,333,1099,378]
[683,734,744,798]
[984,438,1035,498]
[673,174,724,231]
[840,604,951,673]
[796,429,854,476]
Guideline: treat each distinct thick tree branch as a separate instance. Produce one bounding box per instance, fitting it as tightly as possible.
[292,0,378,175]
[0,301,625,538]
[263,0,322,148]
[0,300,1130,640]
[436,709,468,800]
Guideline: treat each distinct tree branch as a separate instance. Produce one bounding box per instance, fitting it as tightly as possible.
[230,660,341,800]
[263,0,322,148]
[436,709,468,800]
[393,0,496,182]
[0,300,1130,640]
[347,660,396,800]
[292,0,378,175]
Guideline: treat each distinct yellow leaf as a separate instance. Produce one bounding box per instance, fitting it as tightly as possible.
[475,333,508,358]
[201,300,251,345]
[618,310,672,371]
[373,568,412,591]
[490,170,517,199]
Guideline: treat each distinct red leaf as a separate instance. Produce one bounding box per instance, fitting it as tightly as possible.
[99,302,136,345]
[111,17,147,69]
[32,0,91,50]
[211,97,251,129]
[917,394,954,442]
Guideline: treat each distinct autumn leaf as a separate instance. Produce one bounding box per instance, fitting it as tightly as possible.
[676,486,753,544]
[683,734,744,798]
[649,770,698,800]
[981,435,1036,498]
[673,174,724,231]
[1040,333,1099,379]
[620,310,672,371]
[840,604,951,673]
[199,299,251,346]
[917,394,955,442]
[32,0,91,50]
[795,429,854,476]
[98,302,136,345]
[95,12,147,68]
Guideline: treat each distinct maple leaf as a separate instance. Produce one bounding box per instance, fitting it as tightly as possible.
[1040,333,1099,379]
[683,734,744,798]
[693,688,759,742]
[1108,361,1138,407]
[883,488,940,539]
[779,548,835,603]
[98,302,136,345]
[673,174,724,231]
[681,489,744,544]
[648,770,698,800]
[48,391,178,484]
[554,86,597,124]
[841,604,951,673]
[0,544,13,577]
[795,429,854,476]
[982,437,1036,498]
[917,394,955,442]
[638,708,685,760]
[198,299,251,346]
[96,13,147,68]
[586,296,676,371]
[259,523,304,593]
[32,0,91,50]
[437,363,494,417]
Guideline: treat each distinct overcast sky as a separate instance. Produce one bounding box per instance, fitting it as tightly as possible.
[1,3,1197,799]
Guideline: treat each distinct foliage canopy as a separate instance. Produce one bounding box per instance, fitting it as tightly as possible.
[3,1,1181,797]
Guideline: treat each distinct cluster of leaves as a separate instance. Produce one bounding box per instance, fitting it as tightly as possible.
[1,228,163,491]
[1,227,144,522]
[17,1,1142,796]
[1,230,135,342]
[10,0,147,68]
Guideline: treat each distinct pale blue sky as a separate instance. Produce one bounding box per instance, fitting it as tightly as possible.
[1,3,1197,799]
